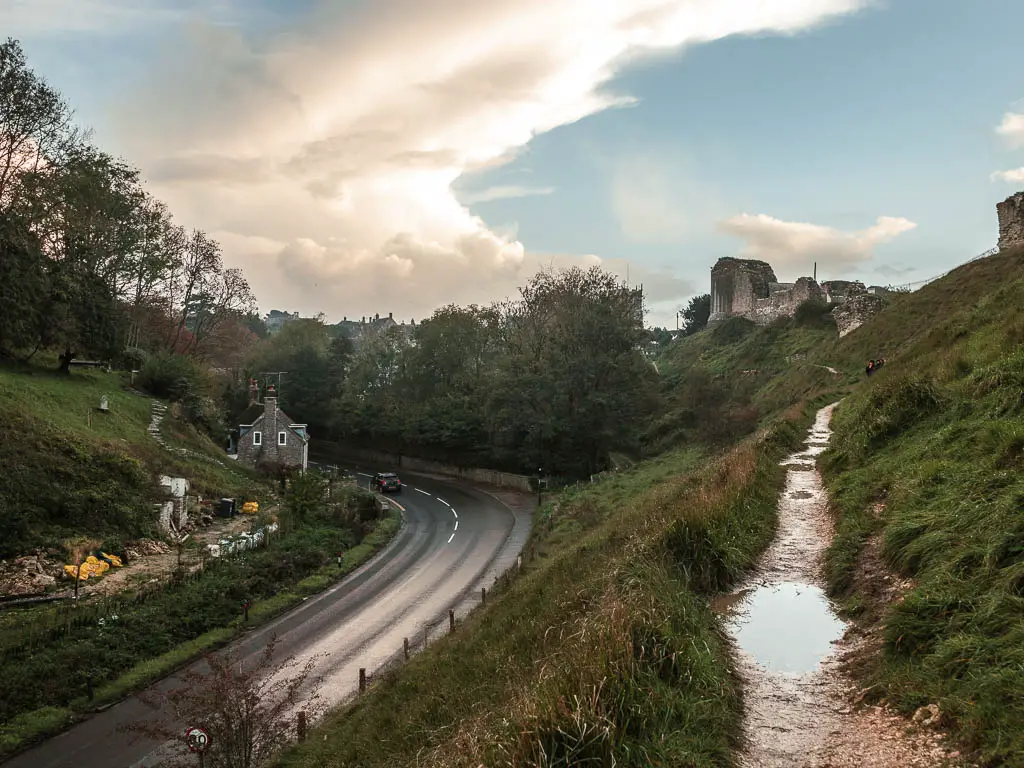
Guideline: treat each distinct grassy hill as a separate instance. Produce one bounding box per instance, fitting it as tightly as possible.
[0,359,264,559]
[275,246,1024,767]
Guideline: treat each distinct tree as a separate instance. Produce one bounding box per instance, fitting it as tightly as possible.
[0,38,82,212]
[0,212,48,358]
[492,266,656,476]
[679,293,711,336]
[126,636,324,768]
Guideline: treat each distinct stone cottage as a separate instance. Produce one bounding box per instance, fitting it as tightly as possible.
[235,382,309,471]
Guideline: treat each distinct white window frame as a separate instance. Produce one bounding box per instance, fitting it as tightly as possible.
[252,431,262,446]
[278,431,287,446]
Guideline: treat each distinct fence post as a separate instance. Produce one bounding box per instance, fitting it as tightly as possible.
[449,609,455,633]
[403,637,409,660]
[358,668,366,694]
[297,710,306,741]
[481,587,486,604]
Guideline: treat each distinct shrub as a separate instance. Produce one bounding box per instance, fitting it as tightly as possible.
[135,352,199,401]
[793,298,835,329]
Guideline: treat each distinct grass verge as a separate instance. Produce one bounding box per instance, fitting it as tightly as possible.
[821,265,1024,766]
[274,410,809,768]
[0,509,401,761]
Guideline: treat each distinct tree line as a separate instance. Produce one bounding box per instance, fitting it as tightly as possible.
[0,39,257,373]
[242,268,659,479]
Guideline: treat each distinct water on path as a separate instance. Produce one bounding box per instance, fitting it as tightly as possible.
[716,403,848,767]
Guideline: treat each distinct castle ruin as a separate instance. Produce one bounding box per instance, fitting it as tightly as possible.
[997,192,1024,251]
[707,256,890,335]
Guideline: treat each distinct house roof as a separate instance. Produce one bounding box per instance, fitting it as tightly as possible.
[238,404,310,442]
[238,404,265,426]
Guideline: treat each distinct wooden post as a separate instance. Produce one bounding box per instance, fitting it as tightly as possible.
[403,637,409,661]
[359,668,366,694]
[449,609,455,633]
[517,554,522,571]
[297,710,307,741]
[481,587,486,604]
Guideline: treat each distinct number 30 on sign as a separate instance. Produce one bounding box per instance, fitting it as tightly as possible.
[185,726,211,753]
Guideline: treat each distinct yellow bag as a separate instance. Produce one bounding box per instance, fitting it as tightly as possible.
[63,565,89,581]
[241,501,259,514]
[101,552,123,567]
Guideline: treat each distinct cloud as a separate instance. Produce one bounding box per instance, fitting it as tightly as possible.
[718,213,917,271]
[609,150,724,244]
[996,112,1024,148]
[456,185,556,205]
[991,167,1024,184]
[62,0,872,321]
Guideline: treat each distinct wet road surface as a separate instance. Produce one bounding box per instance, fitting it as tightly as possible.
[6,470,531,768]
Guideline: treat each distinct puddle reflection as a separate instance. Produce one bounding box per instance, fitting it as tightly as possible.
[722,581,845,675]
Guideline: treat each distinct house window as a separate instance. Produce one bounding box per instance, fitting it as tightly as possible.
[253,431,262,446]
[278,431,287,446]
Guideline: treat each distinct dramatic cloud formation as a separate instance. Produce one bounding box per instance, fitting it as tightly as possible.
[11,0,871,321]
[996,111,1024,148]
[991,168,1024,184]
[718,213,917,271]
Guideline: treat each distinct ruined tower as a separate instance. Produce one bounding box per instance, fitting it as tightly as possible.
[997,192,1024,251]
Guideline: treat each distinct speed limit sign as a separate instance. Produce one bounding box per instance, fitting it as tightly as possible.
[185,726,211,753]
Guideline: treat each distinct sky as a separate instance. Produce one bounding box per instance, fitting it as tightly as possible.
[4,0,1024,328]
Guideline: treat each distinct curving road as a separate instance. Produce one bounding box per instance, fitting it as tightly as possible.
[5,469,532,768]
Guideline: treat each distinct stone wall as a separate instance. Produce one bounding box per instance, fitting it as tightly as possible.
[709,257,823,326]
[237,396,307,469]
[833,293,887,338]
[997,192,1024,251]
[312,441,533,493]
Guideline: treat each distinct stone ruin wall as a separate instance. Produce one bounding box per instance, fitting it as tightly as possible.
[710,258,824,327]
[833,292,887,338]
[997,192,1024,251]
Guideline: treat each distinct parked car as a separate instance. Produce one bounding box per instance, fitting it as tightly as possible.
[373,472,402,494]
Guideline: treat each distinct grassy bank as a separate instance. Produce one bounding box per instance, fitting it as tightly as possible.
[0,361,263,557]
[0,503,401,760]
[821,250,1024,765]
[276,409,808,768]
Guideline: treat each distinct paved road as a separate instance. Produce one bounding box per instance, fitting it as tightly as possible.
[6,470,532,768]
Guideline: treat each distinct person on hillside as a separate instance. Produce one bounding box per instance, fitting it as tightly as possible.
[866,360,875,376]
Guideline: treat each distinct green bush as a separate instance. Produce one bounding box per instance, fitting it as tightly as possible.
[793,298,835,329]
[136,352,198,401]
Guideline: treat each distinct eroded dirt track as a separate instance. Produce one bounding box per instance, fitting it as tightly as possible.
[717,403,967,768]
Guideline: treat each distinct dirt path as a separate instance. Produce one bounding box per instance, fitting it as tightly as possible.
[714,403,967,768]
[62,515,256,599]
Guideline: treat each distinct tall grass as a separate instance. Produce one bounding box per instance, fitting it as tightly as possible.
[821,257,1024,766]
[276,410,808,768]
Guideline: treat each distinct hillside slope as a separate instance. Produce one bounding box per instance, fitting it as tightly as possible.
[821,246,1024,766]
[276,246,1024,768]
[0,361,262,560]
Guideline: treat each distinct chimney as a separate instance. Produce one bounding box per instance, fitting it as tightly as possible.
[375,313,379,321]
[388,311,393,320]
[343,315,347,322]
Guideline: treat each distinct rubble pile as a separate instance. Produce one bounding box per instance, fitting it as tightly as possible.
[0,551,63,596]
[123,538,171,562]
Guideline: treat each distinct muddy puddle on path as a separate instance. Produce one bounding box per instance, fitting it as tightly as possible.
[714,403,848,767]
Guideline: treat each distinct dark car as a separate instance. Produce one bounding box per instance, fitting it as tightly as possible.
[373,472,402,494]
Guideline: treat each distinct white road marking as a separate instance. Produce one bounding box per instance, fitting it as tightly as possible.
[437,498,450,506]
[414,488,431,495]
[454,520,458,531]
[447,532,455,544]
[451,508,457,519]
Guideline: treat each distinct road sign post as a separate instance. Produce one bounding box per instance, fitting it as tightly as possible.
[185,726,211,768]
